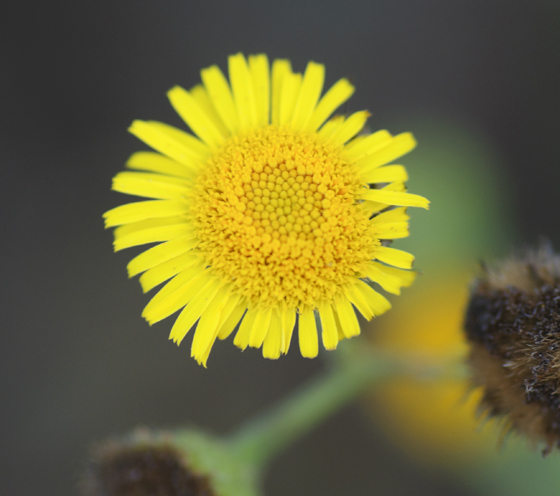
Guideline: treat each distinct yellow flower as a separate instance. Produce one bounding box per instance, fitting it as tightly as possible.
[104,53,429,366]
[367,272,496,466]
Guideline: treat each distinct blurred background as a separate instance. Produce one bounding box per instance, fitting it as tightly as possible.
[3,1,560,494]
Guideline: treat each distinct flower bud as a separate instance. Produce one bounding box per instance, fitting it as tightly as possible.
[464,245,560,453]
[82,428,259,496]
[82,432,215,496]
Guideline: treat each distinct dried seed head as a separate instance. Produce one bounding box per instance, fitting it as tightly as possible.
[82,436,215,496]
[464,244,560,453]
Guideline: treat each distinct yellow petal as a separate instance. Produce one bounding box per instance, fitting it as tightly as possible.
[143,268,211,325]
[249,307,273,348]
[249,54,270,126]
[374,221,410,239]
[113,217,192,251]
[356,132,416,173]
[317,302,338,351]
[189,84,230,137]
[112,171,191,200]
[329,111,370,146]
[129,120,209,169]
[360,188,430,209]
[126,151,194,179]
[363,264,403,295]
[363,200,389,216]
[146,121,210,159]
[191,284,232,366]
[317,115,345,140]
[280,308,296,354]
[342,130,392,161]
[355,281,392,317]
[334,297,360,338]
[128,236,198,279]
[362,165,409,184]
[263,309,283,359]
[139,251,200,292]
[228,53,258,129]
[167,86,227,148]
[383,181,406,192]
[375,246,415,269]
[142,263,204,308]
[200,65,239,133]
[271,59,292,126]
[291,61,325,130]
[343,134,368,150]
[104,200,190,228]
[233,308,258,350]
[278,72,302,126]
[332,306,346,341]
[371,206,409,224]
[217,300,246,340]
[370,261,417,288]
[306,78,355,131]
[345,285,374,320]
[113,215,188,242]
[364,186,408,216]
[212,292,242,335]
[170,278,223,345]
[298,308,319,358]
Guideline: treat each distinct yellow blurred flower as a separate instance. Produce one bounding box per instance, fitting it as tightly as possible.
[367,270,497,466]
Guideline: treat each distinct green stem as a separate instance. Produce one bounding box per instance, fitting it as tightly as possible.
[228,344,399,467]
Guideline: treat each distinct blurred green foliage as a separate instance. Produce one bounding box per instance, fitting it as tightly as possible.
[393,116,514,271]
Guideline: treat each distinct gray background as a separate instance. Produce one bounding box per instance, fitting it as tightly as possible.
[3,1,560,495]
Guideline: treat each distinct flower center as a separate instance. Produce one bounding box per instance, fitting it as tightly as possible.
[192,126,378,309]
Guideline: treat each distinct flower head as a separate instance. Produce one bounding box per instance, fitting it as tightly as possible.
[104,53,428,365]
[83,439,215,496]
[82,428,259,496]
[465,245,560,453]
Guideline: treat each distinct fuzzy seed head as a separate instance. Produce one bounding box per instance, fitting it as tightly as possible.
[82,440,215,496]
[464,245,560,453]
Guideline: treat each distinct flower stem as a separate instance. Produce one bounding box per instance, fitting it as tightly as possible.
[228,343,400,467]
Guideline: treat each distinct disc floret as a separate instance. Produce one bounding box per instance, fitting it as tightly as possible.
[194,126,377,310]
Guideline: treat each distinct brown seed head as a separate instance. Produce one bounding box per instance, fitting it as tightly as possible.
[464,245,560,453]
[82,437,216,496]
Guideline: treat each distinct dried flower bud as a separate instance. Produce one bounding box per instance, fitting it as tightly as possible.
[83,433,215,496]
[464,245,560,453]
[81,428,260,496]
